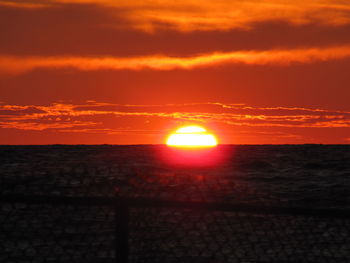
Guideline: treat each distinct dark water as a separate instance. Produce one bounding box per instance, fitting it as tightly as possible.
[1,144,350,208]
[1,145,350,262]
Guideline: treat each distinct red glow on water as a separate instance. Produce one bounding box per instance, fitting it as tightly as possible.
[159,145,230,168]
[195,175,204,181]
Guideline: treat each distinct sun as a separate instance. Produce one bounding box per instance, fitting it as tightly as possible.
[166,125,218,147]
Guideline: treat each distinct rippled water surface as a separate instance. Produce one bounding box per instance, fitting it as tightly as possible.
[1,145,350,208]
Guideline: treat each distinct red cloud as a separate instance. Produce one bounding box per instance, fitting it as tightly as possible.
[1,101,350,144]
[1,102,350,132]
[8,0,350,31]
[2,45,350,74]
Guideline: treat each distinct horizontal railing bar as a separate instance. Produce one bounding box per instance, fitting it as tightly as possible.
[1,194,350,218]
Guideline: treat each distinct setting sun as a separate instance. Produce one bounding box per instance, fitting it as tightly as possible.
[166,125,218,147]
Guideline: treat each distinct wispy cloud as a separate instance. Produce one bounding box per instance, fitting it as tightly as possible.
[1,44,350,74]
[30,0,350,31]
[1,102,350,134]
[0,1,50,9]
[2,1,350,31]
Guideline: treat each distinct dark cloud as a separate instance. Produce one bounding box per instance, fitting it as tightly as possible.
[0,106,46,116]
[1,3,350,57]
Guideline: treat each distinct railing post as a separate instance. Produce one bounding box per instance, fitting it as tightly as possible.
[115,198,129,263]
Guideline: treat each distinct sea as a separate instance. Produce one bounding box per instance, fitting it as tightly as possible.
[1,145,350,262]
[2,144,350,208]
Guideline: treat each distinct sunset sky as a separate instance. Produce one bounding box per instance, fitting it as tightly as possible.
[1,0,350,144]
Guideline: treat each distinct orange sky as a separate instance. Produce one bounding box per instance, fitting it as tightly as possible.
[0,0,350,144]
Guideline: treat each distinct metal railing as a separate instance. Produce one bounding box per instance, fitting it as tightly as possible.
[1,158,350,263]
[1,193,350,263]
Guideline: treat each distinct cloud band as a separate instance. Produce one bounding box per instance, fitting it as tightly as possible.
[1,45,350,74]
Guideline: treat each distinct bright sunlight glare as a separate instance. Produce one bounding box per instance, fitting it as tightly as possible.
[176,125,207,133]
[166,125,218,147]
